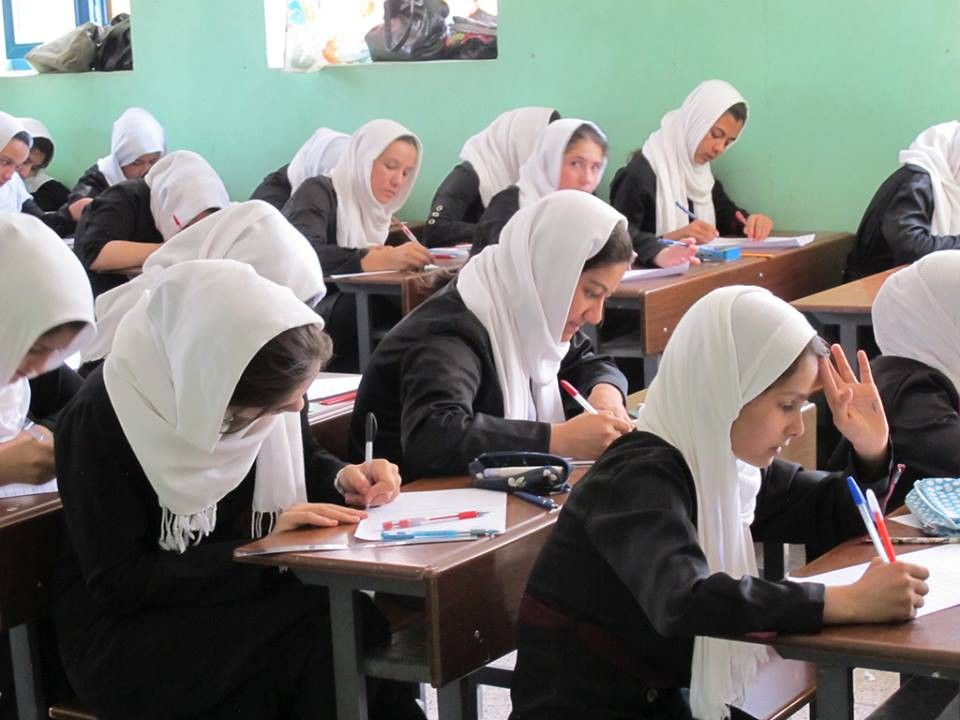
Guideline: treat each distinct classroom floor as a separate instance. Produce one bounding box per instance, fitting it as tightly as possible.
[420,544,904,719]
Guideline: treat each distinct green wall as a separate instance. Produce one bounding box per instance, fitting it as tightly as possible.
[3,0,959,230]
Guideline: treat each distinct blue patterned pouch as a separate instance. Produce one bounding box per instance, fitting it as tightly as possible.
[905,477,960,537]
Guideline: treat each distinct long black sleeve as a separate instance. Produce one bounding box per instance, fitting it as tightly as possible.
[421,162,484,247]
[282,176,365,274]
[300,402,347,504]
[608,156,670,266]
[882,169,960,264]
[21,197,70,237]
[249,164,292,211]
[712,177,748,237]
[471,185,519,256]
[398,332,551,479]
[28,365,83,430]
[31,178,70,212]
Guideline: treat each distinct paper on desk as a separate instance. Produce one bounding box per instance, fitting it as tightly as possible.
[788,544,960,618]
[706,234,815,249]
[308,372,361,401]
[0,478,57,499]
[889,513,924,529]
[327,269,398,280]
[620,262,689,282]
[354,488,507,541]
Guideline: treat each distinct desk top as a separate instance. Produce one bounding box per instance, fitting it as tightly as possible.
[235,470,586,582]
[0,491,60,529]
[791,266,901,315]
[765,512,960,673]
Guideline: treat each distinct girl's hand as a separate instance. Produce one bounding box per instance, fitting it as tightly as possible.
[272,503,367,534]
[664,219,718,244]
[587,383,632,423]
[824,557,929,623]
[337,459,402,508]
[819,345,888,465]
[654,241,700,268]
[744,213,774,240]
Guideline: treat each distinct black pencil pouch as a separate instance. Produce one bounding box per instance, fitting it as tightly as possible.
[468,452,571,495]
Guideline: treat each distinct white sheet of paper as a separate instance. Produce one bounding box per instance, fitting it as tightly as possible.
[706,234,816,249]
[889,513,925,529]
[308,372,362,401]
[620,262,690,282]
[354,488,507,541]
[327,269,398,280]
[788,544,960,618]
[0,478,58,499]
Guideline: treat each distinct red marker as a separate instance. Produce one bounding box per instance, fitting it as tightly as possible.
[865,489,897,563]
[382,510,486,530]
[735,210,748,226]
[559,380,598,415]
[393,216,419,243]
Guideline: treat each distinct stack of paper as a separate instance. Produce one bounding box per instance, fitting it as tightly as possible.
[705,234,816,250]
[354,488,507,542]
[620,262,690,282]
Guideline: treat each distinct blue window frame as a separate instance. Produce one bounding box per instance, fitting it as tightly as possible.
[3,0,108,68]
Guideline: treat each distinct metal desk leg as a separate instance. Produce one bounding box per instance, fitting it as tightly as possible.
[437,674,479,720]
[328,586,368,720]
[838,321,859,368]
[10,621,44,720]
[815,665,853,720]
[355,291,373,372]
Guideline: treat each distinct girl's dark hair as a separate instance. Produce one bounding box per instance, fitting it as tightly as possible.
[565,123,608,155]
[11,131,31,147]
[726,102,748,124]
[584,222,633,271]
[766,336,829,392]
[548,110,562,123]
[40,320,88,339]
[31,137,54,168]
[229,323,331,413]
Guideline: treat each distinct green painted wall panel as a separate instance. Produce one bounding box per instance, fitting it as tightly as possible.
[3,0,959,231]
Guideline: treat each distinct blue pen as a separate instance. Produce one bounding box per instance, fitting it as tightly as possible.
[381,528,500,540]
[846,476,889,564]
[674,201,696,220]
[513,490,558,511]
[658,238,691,248]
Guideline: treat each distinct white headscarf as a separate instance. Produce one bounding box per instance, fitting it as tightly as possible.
[642,80,748,235]
[898,122,960,235]
[515,119,607,208]
[636,286,815,720]
[287,128,350,195]
[144,150,230,241]
[328,119,422,250]
[18,118,55,194]
[458,190,624,422]
[103,259,323,553]
[95,107,165,187]
[873,250,960,394]
[0,215,95,439]
[0,112,33,214]
[83,200,327,364]
[459,107,556,207]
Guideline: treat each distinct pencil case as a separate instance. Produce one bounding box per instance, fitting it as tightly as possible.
[469,452,571,495]
[905,477,960,537]
[696,245,741,262]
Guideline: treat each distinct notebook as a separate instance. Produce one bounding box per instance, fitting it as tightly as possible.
[620,262,690,282]
[705,233,816,250]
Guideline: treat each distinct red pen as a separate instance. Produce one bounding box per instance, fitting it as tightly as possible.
[559,380,598,415]
[382,510,486,530]
[735,210,748,226]
[865,489,897,562]
[317,390,357,405]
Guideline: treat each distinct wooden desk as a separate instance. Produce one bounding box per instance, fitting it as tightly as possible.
[0,492,63,720]
[596,232,854,381]
[752,515,960,720]
[329,266,454,371]
[791,266,900,366]
[236,470,586,720]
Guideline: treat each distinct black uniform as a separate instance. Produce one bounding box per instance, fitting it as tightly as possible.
[27,365,84,429]
[249,163,293,211]
[55,164,112,236]
[72,179,162,298]
[844,165,960,281]
[421,161,484,247]
[282,176,400,372]
[831,355,958,509]
[511,430,890,720]
[471,185,519,256]
[51,367,424,720]
[29,178,70,212]
[609,152,748,265]
[348,283,628,479]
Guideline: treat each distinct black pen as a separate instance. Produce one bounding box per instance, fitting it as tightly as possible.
[364,412,377,466]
